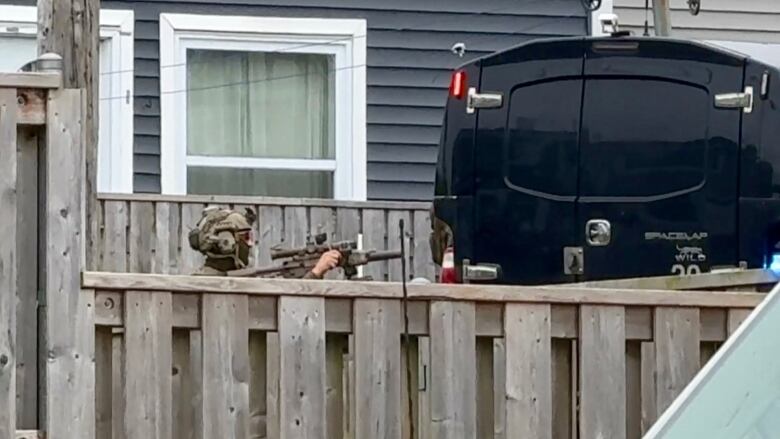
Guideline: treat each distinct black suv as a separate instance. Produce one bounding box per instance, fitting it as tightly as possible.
[431,35,780,285]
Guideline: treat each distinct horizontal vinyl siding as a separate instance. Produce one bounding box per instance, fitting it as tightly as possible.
[614,0,780,43]
[7,0,586,199]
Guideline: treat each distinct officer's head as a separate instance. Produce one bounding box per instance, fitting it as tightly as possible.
[188,206,256,271]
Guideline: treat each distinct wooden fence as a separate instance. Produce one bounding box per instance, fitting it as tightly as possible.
[78,271,765,439]
[91,194,436,281]
[0,65,92,439]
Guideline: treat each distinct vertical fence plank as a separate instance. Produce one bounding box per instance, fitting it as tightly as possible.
[430,301,476,439]
[654,307,700,417]
[626,342,642,439]
[167,202,182,274]
[102,201,128,272]
[727,308,753,335]
[249,331,268,439]
[16,127,37,429]
[124,291,173,439]
[412,210,435,281]
[354,299,402,438]
[279,297,326,439]
[326,334,347,439]
[335,209,360,280]
[579,305,626,439]
[95,327,113,439]
[45,89,95,439]
[153,202,171,274]
[387,211,411,282]
[552,339,573,439]
[504,304,552,439]
[640,342,656,436]
[189,330,203,439]
[112,331,126,439]
[203,294,250,438]
[345,335,356,439]
[310,207,336,239]
[284,207,308,248]
[362,210,387,281]
[0,88,17,438]
[400,336,419,439]
[180,204,205,274]
[128,201,155,273]
[417,337,431,439]
[476,337,494,439]
[172,330,194,439]
[256,206,283,268]
[336,208,360,242]
[492,339,505,439]
[310,208,340,280]
[266,332,280,439]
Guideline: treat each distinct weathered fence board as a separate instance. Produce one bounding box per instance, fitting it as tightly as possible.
[354,299,402,438]
[124,291,172,439]
[0,88,18,439]
[505,304,552,439]
[579,305,626,439]
[654,307,701,417]
[279,297,327,438]
[15,127,37,430]
[430,301,476,439]
[202,294,250,438]
[45,89,95,439]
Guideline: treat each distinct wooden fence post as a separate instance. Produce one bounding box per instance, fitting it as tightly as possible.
[43,86,95,439]
[0,87,19,438]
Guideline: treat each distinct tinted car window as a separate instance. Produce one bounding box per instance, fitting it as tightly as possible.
[504,80,582,198]
[580,79,708,198]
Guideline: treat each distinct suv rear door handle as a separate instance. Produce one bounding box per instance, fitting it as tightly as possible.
[466,87,503,114]
[586,219,611,246]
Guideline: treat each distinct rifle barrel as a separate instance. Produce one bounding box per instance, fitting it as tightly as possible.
[367,250,403,260]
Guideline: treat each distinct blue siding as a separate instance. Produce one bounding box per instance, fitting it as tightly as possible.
[7,0,588,199]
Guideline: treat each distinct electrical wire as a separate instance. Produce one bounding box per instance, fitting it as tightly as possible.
[97,6,589,102]
[97,0,565,78]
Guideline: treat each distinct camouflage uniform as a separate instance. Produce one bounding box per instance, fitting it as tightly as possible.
[189,206,321,279]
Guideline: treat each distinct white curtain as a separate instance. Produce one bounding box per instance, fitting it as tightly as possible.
[186,49,335,197]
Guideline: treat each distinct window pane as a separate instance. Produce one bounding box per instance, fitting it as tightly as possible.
[505,79,581,196]
[187,166,334,198]
[0,36,37,72]
[580,79,708,198]
[187,49,336,160]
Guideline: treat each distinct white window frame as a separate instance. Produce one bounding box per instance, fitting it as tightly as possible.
[159,13,367,201]
[0,6,135,194]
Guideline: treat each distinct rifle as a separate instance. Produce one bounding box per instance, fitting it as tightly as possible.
[226,232,402,280]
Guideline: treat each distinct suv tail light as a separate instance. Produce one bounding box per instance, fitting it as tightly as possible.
[440,247,458,283]
[449,70,467,100]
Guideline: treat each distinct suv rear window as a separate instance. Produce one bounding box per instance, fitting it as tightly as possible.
[504,79,582,198]
[579,79,708,199]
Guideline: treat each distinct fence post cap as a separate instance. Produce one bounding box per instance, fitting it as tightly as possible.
[36,53,63,73]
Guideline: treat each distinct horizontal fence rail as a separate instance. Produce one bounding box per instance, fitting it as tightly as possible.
[81,272,764,439]
[92,194,436,282]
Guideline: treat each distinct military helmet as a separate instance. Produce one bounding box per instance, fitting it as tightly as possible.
[189,206,256,270]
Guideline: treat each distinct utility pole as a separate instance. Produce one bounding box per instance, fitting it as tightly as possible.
[37,0,100,270]
[652,0,673,36]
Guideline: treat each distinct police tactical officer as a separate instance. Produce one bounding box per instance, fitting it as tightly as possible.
[189,205,340,278]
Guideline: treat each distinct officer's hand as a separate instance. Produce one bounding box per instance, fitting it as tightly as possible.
[312,250,341,277]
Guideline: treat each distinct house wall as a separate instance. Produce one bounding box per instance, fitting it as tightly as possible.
[6,0,587,200]
[613,0,780,43]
